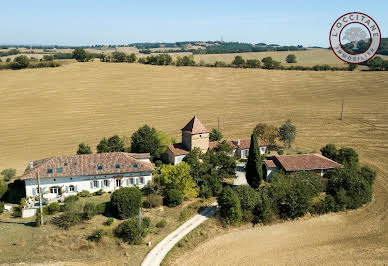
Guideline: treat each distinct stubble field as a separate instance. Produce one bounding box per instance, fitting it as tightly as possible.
[1,61,388,264]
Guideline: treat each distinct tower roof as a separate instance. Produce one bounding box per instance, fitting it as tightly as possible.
[181,116,209,134]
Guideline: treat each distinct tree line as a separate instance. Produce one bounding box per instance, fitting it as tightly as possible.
[0,55,61,70]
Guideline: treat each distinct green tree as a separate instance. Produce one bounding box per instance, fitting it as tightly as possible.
[97,135,125,153]
[128,53,137,63]
[114,217,148,244]
[209,128,223,142]
[245,59,261,68]
[111,187,142,219]
[336,147,358,168]
[360,166,376,185]
[112,51,127,62]
[12,55,30,69]
[164,189,184,207]
[235,185,260,211]
[72,48,91,62]
[253,123,278,146]
[320,144,337,160]
[155,130,173,158]
[6,58,11,63]
[261,57,273,69]
[1,168,16,182]
[245,133,263,188]
[0,179,7,199]
[43,55,54,61]
[77,143,92,154]
[214,140,233,154]
[286,54,297,63]
[176,55,196,66]
[217,186,242,225]
[232,55,245,67]
[278,119,296,148]
[157,162,198,198]
[130,125,160,160]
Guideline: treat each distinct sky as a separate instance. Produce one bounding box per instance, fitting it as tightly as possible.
[1,0,387,47]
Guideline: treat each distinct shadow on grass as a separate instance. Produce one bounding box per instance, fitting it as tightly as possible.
[0,220,35,227]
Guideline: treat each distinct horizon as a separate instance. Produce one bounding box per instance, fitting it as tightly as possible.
[1,0,387,47]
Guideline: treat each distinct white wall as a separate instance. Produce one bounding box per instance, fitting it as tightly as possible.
[24,172,153,198]
[174,155,186,165]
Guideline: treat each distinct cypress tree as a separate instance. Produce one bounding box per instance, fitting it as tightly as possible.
[245,133,263,188]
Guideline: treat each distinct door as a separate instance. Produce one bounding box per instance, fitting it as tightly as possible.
[115,178,122,189]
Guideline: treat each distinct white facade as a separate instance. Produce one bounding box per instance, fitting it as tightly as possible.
[174,155,186,165]
[238,146,267,159]
[24,172,152,198]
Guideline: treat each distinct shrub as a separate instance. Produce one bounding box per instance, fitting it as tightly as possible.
[277,150,284,155]
[115,217,147,244]
[155,160,162,167]
[0,201,5,214]
[148,194,163,208]
[156,219,167,228]
[1,168,16,182]
[199,183,213,199]
[88,229,104,242]
[64,195,79,204]
[242,210,254,222]
[142,200,152,208]
[111,187,142,219]
[142,217,151,228]
[78,190,90,197]
[235,185,260,212]
[53,212,82,229]
[83,202,97,220]
[47,202,60,215]
[93,189,104,196]
[96,202,106,214]
[164,189,184,207]
[360,166,376,185]
[35,212,41,227]
[217,186,242,225]
[12,55,30,69]
[252,192,272,224]
[105,217,115,226]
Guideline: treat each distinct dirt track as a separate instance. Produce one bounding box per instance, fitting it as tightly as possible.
[173,157,388,265]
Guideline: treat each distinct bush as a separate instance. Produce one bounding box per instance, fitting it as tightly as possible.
[83,202,97,220]
[360,166,376,185]
[277,150,284,155]
[155,160,163,167]
[0,201,5,214]
[64,195,79,204]
[53,212,82,229]
[235,185,260,212]
[93,189,104,196]
[164,189,184,207]
[77,190,90,197]
[88,229,104,242]
[111,187,142,219]
[1,168,16,182]
[115,217,147,244]
[47,202,60,215]
[242,210,254,222]
[105,217,115,226]
[252,192,272,224]
[156,219,167,228]
[217,186,242,225]
[148,193,163,208]
[12,55,29,69]
[96,202,106,214]
[199,184,213,199]
[142,200,152,208]
[142,217,151,228]
[35,212,42,227]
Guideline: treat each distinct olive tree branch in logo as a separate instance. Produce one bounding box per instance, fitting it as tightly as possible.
[343,27,367,50]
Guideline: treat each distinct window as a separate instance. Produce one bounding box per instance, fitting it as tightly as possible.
[115,164,120,169]
[69,185,75,192]
[50,187,59,194]
[140,177,144,184]
[47,168,53,174]
[74,162,78,166]
[56,168,63,173]
[93,180,99,188]
[130,178,134,185]
[64,162,68,166]
[97,165,103,170]
[116,179,121,187]
[133,163,138,168]
[104,180,109,187]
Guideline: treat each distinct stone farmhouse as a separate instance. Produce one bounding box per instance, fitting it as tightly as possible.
[263,154,343,180]
[21,152,154,198]
[167,116,268,165]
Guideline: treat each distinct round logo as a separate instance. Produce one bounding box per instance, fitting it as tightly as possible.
[329,12,381,64]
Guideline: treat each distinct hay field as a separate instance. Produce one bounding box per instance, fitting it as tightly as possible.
[1,61,388,264]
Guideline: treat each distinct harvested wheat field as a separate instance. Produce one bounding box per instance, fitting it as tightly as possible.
[1,61,388,264]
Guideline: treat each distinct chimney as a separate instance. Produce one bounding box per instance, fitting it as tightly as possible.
[29,160,34,169]
[237,139,240,146]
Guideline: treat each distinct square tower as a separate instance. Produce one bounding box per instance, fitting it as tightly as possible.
[181,116,209,152]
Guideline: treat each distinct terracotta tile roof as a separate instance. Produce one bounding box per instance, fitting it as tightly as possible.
[209,140,237,150]
[21,152,154,180]
[274,154,343,172]
[264,159,277,168]
[181,116,209,134]
[167,143,189,156]
[233,138,268,149]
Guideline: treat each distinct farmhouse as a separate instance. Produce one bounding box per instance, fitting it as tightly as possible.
[21,152,154,198]
[263,154,343,180]
[167,116,268,164]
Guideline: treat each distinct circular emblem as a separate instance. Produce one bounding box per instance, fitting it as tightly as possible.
[329,12,381,64]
